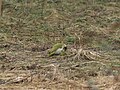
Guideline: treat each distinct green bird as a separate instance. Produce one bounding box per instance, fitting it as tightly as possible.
[48,43,67,57]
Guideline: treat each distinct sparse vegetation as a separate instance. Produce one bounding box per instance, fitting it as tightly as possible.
[0,0,120,90]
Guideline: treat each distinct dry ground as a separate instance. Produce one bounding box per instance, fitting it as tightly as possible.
[0,0,120,90]
[0,43,120,90]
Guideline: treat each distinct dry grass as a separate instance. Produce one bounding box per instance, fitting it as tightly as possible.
[0,0,120,90]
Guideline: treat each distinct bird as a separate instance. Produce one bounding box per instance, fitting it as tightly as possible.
[48,43,67,57]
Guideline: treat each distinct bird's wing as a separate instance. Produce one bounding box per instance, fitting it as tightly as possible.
[49,43,63,53]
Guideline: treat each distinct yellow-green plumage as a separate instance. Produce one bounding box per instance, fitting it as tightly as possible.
[48,43,67,57]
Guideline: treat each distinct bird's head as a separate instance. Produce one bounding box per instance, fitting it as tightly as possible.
[62,44,67,51]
